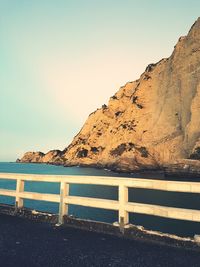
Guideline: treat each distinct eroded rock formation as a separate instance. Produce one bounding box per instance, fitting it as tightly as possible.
[18,18,200,173]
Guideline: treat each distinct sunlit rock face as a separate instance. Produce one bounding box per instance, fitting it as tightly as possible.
[19,150,62,165]
[18,152,45,163]
[19,18,200,172]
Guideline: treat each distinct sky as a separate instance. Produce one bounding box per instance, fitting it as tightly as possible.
[0,0,200,161]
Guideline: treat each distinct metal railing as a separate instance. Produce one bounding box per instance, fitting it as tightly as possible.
[0,172,200,226]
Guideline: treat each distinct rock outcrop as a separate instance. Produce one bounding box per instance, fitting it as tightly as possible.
[18,18,200,173]
[19,152,45,163]
[19,150,62,164]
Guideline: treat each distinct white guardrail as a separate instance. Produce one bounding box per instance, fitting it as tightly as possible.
[0,173,200,226]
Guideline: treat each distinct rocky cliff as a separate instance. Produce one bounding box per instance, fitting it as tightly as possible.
[18,18,200,173]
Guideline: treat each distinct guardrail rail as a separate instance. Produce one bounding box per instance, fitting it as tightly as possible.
[0,173,200,227]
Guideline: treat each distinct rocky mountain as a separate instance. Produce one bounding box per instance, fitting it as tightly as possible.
[18,18,200,173]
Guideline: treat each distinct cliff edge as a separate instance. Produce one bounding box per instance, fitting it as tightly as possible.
[18,18,200,173]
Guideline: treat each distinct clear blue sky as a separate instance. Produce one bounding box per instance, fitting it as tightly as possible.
[0,0,200,161]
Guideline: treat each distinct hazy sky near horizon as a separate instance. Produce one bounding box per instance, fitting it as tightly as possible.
[1,0,200,161]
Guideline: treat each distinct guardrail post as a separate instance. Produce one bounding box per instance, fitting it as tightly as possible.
[58,181,69,224]
[119,184,128,231]
[15,179,24,209]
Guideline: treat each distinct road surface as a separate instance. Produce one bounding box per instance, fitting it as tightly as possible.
[0,214,199,267]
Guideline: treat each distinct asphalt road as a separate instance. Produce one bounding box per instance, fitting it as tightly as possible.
[0,214,199,267]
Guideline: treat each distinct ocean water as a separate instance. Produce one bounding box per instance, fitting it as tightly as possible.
[0,162,200,237]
